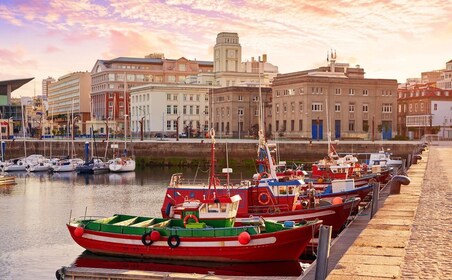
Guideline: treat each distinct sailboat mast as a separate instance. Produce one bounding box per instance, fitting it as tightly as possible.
[21,99,27,157]
[124,72,127,153]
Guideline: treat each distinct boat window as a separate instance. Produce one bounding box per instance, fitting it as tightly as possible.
[279,186,287,195]
[220,203,227,212]
[288,186,294,194]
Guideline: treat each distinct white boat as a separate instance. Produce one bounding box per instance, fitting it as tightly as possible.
[24,155,52,172]
[52,158,84,172]
[108,157,136,172]
[368,148,403,167]
[1,158,27,172]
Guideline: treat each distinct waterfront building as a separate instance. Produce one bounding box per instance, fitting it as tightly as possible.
[421,70,443,84]
[437,59,452,90]
[47,72,91,136]
[42,77,55,98]
[271,52,398,140]
[89,55,213,136]
[130,83,214,137]
[209,86,272,138]
[397,83,452,139]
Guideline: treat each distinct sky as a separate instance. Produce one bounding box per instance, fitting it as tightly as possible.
[0,0,451,97]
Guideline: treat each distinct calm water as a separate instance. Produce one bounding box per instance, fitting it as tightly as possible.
[1,167,301,279]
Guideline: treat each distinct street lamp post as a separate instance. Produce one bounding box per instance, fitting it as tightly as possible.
[139,117,144,141]
[176,116,180,141]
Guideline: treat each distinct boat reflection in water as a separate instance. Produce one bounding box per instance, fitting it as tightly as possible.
[65,251,304,277]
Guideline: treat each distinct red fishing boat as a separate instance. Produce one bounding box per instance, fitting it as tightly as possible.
[67,194,321,262]
[161,130,359,236]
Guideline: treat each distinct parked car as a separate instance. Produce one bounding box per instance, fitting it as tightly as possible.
[155,133,168,138]
[179,133,188,138]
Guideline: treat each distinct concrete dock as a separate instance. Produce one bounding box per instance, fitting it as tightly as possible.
[304,145,451,280]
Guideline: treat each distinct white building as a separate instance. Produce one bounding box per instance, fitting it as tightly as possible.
[130,83,214,137]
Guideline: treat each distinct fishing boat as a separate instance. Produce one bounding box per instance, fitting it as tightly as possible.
[161,130,358,236]
[67,193,321,262]
[367,147,403,167]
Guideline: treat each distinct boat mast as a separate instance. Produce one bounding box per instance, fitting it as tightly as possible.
[124,73,127,155]
[208,128,217,199]
[21,98,27,157]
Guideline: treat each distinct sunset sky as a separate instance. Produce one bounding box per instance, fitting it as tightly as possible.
[1,0,451,97]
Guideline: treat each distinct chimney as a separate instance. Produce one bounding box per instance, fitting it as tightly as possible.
[262,54,267,62]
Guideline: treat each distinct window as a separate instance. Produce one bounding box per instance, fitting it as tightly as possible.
[183,94,187,101]
[349,103,355,112]
[363,89,368,96]
[108,73,115,81]
[189,106,193,114]
[362,104,368,112]
[299,87,305,94]
[204,106,208,115]
[276,104,280,113]
[299,119,303,131]
[349,89,355,95]
[335,88,341,95]
[173,95,178,101]
[190,95,194,101]
[167,105,171,114]
[382,104,392,113]
[363,120,369,132]
[173,106,178,114]
[283,103,287,113]
[178,64,186,71]
[299,102,303,112]
[238,108,244,115]
[167,94,171,101]
[173,120,178,130]
[167,120,172,130]
[196,106,200,115]
[434,103,438,110]
[349,120,355,131]
[335,103,341,112]
[312,102,323,112]
[291,120,295,131]
[238,95,243,101]
[183,105,187,114]
[276,120,279,131]
[291,102,295,112]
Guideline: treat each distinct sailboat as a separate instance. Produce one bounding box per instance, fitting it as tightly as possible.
[109,76,135,173]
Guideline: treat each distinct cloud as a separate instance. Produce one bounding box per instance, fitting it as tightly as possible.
[44,46,61,53]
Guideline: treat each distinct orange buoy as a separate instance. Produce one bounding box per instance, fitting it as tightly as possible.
[74,226,84,237]
[238,231,251,245]
[332,197,343,205]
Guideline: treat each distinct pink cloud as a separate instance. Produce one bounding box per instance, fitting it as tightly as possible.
[0,48,37,67]
[44,46,61,53]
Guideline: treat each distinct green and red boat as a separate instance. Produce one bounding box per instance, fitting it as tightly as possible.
[67,193,322,262]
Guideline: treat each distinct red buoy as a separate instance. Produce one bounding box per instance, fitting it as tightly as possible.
[74,226,84,237]
[332,197,343,205]
[150,230,161,241]
[238,231,251,245]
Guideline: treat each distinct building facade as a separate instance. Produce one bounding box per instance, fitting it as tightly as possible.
[437,59,452,90]
[271,53,398,140]
[397,83,452,139]
[130,83,213,137]
[89,55,214,136]
[47,72,91,135]
[209,86,272,138]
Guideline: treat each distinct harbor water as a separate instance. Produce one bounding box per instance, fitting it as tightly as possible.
[1,167,305,279]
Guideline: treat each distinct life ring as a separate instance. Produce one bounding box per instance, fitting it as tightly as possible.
[141,231,153,246]
[165,202,174,218]
[258,192,270,205]
[183,214,199,227]
[167,235,181,248]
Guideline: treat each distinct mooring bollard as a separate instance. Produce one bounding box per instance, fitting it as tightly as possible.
[390,175,411,195]
[370,182,380,219]
[315,225,332,280]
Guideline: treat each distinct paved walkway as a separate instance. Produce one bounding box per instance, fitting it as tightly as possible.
[323,146,451,280]
[400,146,452,279]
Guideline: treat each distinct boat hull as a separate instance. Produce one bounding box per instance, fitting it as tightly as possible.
[67,222,319,262]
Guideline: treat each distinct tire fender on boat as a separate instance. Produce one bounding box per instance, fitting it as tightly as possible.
[141,231,153,246]
[167,235,180,248]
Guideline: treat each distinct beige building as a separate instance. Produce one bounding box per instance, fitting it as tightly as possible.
[47,72,91,135]
[210,86,272,138]
[271,53,398,140]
